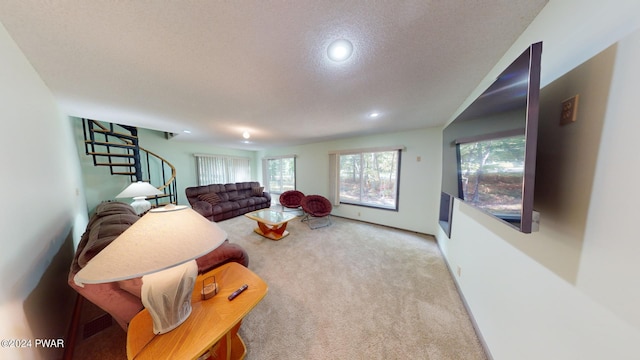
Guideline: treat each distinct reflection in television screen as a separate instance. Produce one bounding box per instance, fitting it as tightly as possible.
[458,134,524,222]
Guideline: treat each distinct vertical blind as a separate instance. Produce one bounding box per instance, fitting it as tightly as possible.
[194,154,251,185]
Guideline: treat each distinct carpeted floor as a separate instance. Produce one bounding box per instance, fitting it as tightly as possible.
[228,214,487,360]
[70,212,487,360]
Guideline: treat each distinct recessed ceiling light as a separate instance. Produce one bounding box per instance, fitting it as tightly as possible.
[327,39,353,62]
[242,131,251,139]
[369,112,380,118]
[183,130,192,134]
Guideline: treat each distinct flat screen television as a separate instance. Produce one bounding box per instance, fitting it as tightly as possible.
[441,42,542,234]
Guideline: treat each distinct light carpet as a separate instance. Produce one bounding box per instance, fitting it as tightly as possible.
[218,214,488,360]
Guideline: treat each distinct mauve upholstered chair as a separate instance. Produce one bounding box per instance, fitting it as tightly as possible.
[301,195,332,229]
[279,190,305,213]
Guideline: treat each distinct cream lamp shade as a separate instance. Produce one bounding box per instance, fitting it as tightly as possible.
[74,205,228,334]
[116,181,163,215]
[74,205,227,284]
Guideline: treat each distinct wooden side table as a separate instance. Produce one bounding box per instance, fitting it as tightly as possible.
[127,262,268,360]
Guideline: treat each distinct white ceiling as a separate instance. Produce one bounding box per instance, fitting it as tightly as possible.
[0,1,547,150]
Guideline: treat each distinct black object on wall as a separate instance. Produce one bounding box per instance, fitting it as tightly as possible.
[440,42,542,234]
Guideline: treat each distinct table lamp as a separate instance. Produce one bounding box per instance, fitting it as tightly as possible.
[74,205,227,334]
[116,181,163,215]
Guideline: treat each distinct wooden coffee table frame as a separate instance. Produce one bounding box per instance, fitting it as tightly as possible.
[244,209,298,240]
[126,262,268,360]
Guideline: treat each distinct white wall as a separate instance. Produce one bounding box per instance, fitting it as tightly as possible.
[0,23,87,359]
[437,1,640,359]
[259,127,442,234]
[578,27,640,332]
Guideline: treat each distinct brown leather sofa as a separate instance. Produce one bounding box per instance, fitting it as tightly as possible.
[68,201,248,330]
[185,181,271,222]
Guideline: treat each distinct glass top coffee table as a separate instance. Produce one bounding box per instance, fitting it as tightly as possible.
[244,209,298,240]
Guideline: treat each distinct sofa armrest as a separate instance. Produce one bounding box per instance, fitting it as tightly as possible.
[262,192,271,202]
[196,240,249,273]
[191,200,213,219]
[68,273,143,331]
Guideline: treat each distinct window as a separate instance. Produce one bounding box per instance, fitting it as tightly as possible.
[335,149,401,210]
[194,154,250,185]
[263,156,296,194]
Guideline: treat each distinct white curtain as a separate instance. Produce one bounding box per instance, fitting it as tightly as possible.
[328,153,340,206]
[261,158,269,192]
[194,154,251,185]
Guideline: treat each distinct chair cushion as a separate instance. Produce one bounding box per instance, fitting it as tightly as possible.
[280,190,305,208]
[77,204,140,269]
[301,195,332,217]
[198,193,221,205]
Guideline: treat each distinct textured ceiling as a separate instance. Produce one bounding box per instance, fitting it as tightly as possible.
[0,1,547,150]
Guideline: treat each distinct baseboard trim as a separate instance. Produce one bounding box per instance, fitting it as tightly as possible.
[437,242,494,360]
[331,214,435,237]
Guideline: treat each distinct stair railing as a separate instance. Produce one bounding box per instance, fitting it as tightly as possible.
[82,118,177,206]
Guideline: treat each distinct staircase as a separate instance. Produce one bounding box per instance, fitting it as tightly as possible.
[82,118,178,206]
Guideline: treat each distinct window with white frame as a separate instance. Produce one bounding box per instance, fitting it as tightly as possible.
[263,156,296,194]
[330,148,402,210]
[194,154,251,185]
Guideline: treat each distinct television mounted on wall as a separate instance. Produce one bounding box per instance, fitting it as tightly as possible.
[440,42,542,234]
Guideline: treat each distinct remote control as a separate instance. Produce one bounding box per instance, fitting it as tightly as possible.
[228,284,249,301]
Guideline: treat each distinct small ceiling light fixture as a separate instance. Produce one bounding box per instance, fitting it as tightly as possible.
[327,39,353,62]
[183,130,192,134]
[369,112,380,118]
[242,131,251,139]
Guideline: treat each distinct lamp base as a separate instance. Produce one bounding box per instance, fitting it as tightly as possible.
[141,260,198,334]
[130,196,152,215]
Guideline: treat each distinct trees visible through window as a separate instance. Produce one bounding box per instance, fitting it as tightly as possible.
[339,150,400,210]
[266,157,295,194]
